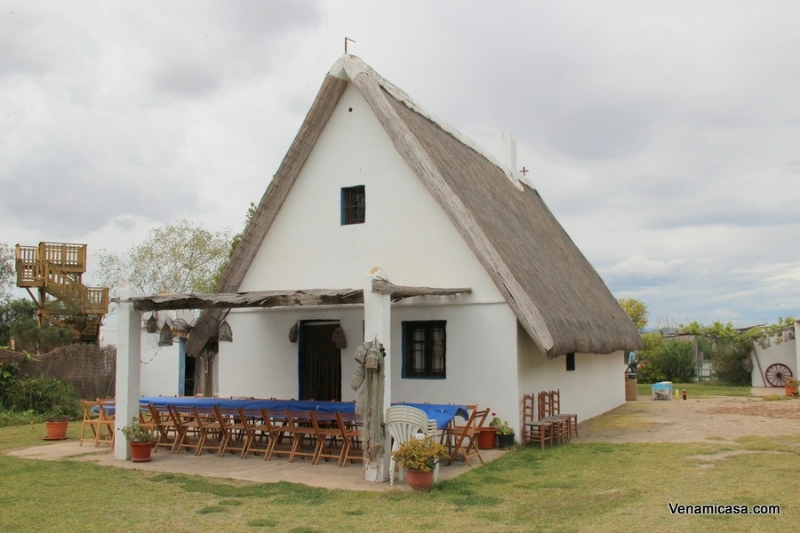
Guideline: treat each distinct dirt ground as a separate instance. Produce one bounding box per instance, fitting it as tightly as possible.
[579,392,800,443]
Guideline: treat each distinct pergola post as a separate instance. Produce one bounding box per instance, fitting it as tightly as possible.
[363,267,392,482]
[114,288,141,460]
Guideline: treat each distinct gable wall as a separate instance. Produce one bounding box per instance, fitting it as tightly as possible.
[238,83,501,298]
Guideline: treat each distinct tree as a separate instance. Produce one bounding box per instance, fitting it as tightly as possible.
[0,243,14,302]
[617,297,649,332]
[97,219,233,296]
[0,298,36,347]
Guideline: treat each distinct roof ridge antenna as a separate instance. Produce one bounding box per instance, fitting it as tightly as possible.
[344,37,356,54]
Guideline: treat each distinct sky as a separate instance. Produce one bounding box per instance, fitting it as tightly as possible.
[2,1,799,329]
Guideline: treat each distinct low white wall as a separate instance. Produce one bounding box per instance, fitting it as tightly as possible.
[751,337,797,387]
[517,322,627,428]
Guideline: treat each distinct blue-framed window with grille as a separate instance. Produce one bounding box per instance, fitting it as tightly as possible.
[402,321,446,379]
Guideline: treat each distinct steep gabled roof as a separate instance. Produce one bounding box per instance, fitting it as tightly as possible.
[215,55,643,358]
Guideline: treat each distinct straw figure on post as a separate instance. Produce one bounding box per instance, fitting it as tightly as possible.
[351,338,386,463]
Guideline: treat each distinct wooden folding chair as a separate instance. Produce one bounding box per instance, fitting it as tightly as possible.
[550,389,578,440]
[260,409,293,461]
[170,404,203,454]
[193,406,224,456]
[285,410,318,463]
[238,407,268,459]
[522,393,555,450]
[214,406,248,457]
[444,407,489,466]
[336,411,363,467]
[79,400,100,447]
[149,404,179,452]
[310,411,345,465]
[95,399,116,448]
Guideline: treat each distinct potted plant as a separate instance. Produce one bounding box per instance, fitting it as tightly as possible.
[391,436,450,491]
[490,416,516,448]
[121,417,154,462]
[44,414,70,440]
[784,377,799,398]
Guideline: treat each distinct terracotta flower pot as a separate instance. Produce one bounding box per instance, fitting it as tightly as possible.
[130,441,152,462]
[405,469,434,492]
[44,421,69,440]
[478,427,497,449]
[785,385,798,398]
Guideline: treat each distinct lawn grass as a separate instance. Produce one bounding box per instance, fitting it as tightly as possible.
[637,382,753,398]
[1,421,798,532]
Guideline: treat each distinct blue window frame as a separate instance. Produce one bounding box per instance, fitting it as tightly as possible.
[402,321,446,379]
[341,185,365,225]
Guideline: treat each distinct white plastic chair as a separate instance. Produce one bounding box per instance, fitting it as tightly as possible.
[385,405,439,486]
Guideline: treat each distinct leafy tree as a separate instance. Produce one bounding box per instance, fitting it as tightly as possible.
[635,333,696,383]
[617,297,648,331]
[0,298,36,347]
[97,219,232,296]
[0,243,14,301]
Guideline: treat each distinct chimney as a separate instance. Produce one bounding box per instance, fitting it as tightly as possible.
[501,133,517,174]
[500,132,534,190]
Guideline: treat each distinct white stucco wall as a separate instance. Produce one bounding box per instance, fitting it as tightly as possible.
[100,314,182,397]
[517,323,627,428]
[138,334,181,397]
[751,337,797,387]
[218,301,519,411]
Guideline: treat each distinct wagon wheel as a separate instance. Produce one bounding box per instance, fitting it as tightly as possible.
[764,363,793,387]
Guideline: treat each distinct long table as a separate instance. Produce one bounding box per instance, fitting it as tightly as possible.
[139,397,467,429]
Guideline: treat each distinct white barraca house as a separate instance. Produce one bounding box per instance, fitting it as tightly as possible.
[116,55,642,470]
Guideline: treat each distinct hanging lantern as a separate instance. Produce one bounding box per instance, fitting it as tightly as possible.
[218,320,233,342]
[158,322,173,346]
[288,322,298,343]
[331,326,347,349]
[146,314,158,334]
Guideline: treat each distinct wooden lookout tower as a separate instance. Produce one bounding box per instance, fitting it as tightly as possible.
[15,242,109,344]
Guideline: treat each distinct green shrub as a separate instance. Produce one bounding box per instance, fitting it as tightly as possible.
[711,339,751,386]
[0,362,80,420]
[636,335,696,383]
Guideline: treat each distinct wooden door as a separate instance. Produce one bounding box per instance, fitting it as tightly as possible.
[299,322,341,401]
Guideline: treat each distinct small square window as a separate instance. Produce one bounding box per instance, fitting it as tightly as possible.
[566,352,576,371]
[341,186,365,225]
[402,321,446,378]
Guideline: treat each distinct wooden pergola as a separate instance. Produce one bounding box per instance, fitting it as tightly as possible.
[114,270,470,482]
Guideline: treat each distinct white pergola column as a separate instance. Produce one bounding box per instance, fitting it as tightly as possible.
[363,267,392,482]
[114,289,141,460]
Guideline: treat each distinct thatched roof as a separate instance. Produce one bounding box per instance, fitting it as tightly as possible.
[210,54,642,358]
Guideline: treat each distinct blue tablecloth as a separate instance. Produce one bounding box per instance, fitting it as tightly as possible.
[138,397,468,429]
